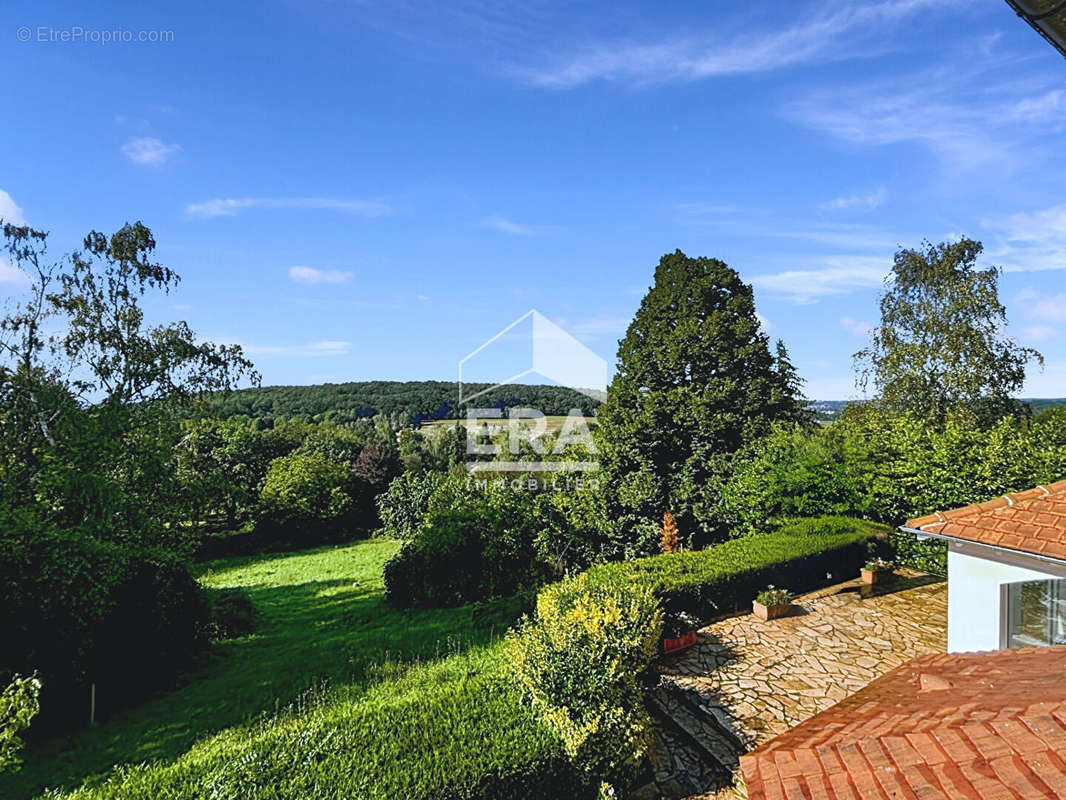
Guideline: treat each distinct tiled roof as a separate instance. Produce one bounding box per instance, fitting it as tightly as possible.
[740,646,1066,800]
[905,478,1066,563]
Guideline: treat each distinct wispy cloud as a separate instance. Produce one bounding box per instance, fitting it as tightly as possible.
[561,315,631,341]
[186,197,391,218]
[820,188,886,212]
[1021,325,1058,343]
[0,189,26,225]
[1013,288,1066,323]
[520,0,947,88]
[122,137,182,166]
[289,265,354,285]
[483,215,536,236]
[242,340,352,357]
[786,64,1066,171]
[768,224,901,250]
[840,316,873,336]
[750,256,889,304]
[982,205,1066,273]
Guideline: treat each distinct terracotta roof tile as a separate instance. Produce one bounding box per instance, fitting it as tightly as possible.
[740,647,1066,800]
[903,481,1066,562]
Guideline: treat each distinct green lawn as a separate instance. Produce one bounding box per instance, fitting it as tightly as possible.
[3,539,529,800]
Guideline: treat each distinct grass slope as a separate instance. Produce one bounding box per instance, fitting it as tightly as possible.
[3,540,539,800]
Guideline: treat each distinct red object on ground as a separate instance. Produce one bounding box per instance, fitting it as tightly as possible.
[663,630,698,654]
[740,645,1066,800]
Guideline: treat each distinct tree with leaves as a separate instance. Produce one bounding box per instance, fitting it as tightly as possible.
[855,238,1041,426]
[597,250,807,542]
[0,220,257,548]
[0,674,41,773]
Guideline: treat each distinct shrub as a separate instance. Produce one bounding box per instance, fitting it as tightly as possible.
[0,674,41,773]
[581,516,879,621]
[259,452,354,523]
[531,479,650,574]
[508,576,662,790]
[722,410,1066,537]
[375,470,444,540]
[201,588,257,640]
[384,504,548,608]
[889,527,946,575]
[384,486,548,607]
[0,509,210,732]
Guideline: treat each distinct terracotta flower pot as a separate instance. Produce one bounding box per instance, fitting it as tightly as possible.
[663,630,698,654]
[752,600,792,621]
[861,568,893,585]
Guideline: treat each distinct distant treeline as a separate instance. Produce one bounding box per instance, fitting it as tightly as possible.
[809,397,1066,422]
[210,381,604,425]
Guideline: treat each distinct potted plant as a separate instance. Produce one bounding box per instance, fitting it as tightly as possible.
[861,557,895,585]
[752,586,793,621]
[662,610,700,654]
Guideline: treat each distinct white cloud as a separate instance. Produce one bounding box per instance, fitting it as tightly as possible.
[1012,289,1066,323]
[1021,325,1058,343]
[787,66,1066,172]
[983,205,1066,273]
[840,316,873,336]
[121,137,182,166]
[483,216,535,236]
[563,316,631,340]
[0,257,30,288]
[1032,297,1066,322]
[750,257,889,303]
[242,340,352,357]
[0,189,26,225]
[186,197,390,218]
[521,0,948,88]
[756,312,773,333]
[288,265,354,285]
[820,188,886,212]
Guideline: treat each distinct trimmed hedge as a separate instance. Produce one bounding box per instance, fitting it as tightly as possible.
[581,516,884,620]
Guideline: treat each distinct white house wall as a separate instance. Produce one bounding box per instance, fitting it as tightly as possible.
[947,543,1066,653]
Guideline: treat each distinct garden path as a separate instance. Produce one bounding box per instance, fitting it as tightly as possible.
[644,569,948,799]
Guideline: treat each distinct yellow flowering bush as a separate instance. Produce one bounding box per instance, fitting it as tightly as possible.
[508,575,662,788]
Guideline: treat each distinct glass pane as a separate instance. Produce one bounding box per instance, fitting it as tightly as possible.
[1005,579,1066,648]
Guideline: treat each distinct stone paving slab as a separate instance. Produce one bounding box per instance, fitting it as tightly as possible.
[652,569,947,799]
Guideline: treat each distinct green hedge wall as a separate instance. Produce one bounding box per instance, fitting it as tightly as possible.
[889,528,947,576]
[581,516,884,620]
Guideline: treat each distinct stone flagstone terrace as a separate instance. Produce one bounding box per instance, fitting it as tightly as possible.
[645,569,948,799]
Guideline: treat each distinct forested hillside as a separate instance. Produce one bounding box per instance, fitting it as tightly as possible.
[208,380,604,424]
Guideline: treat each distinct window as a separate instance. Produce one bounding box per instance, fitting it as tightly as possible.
[1004,578,1066,648]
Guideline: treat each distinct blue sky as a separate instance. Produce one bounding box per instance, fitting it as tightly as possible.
[3,0,1066,399]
